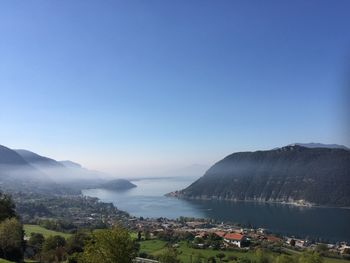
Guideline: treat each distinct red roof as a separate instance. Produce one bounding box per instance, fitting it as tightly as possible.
[224,233,244,241]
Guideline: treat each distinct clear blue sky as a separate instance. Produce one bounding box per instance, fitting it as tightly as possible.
[1,0,349,176]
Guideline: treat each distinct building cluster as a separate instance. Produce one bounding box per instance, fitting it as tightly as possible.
[125,216,349,255]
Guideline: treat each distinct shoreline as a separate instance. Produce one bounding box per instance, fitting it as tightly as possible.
[166,192,350,210]
[86,193,350,243]
[81,190,350,243]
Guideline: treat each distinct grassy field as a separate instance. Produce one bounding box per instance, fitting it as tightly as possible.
[23,224,72,239]
[140,239,168,255]
[139,240,261,262]
[177,242,256,262]
[139,239,350,263]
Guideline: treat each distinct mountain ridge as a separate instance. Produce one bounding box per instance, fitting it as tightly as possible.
[170,145,350,207]
[288,143,349,151]
[0,144,135,193]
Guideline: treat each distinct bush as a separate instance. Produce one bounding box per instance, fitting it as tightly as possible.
[80,226,138,263]
[0,218,24,262]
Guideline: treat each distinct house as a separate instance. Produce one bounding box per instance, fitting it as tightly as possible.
[224,233,246,248]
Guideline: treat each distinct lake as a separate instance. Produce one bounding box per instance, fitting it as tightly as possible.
[82,177,350,243]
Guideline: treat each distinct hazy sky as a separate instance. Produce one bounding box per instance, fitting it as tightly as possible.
[1,1,349,176]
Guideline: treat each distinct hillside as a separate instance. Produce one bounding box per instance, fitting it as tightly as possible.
[15,149,64,169]
[0,145,32,167]
[0,145,64,194]
[0,144,136,194]
[171,145,350,207]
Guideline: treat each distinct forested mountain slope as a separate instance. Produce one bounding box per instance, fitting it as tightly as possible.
[173,146,350,206]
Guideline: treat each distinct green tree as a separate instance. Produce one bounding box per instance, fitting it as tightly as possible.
[157,248,181,263]
[28,233,45,254]
[0,192,16,222]
[80,226,138,263]
[42,235,66,251]
[144,230,151,240]
[137,231,142,241]
[0,218,24,262]
[41,235,67,263]
[66,232,88,254]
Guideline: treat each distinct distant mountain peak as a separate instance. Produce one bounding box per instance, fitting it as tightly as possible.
[174,145,350,207]
[288,143,349,151]
[0,145,30,166]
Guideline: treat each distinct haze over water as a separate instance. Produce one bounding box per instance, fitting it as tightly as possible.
[83,177,350,243]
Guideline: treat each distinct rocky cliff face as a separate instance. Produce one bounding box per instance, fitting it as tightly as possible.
[173,145,350,206]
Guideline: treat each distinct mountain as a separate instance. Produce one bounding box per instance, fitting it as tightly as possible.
[0,144,135,194]
[15,149,64,169]
[15,149,102,185]
[171,145,350,207]
[99,179,137,191]
[0,145,30,167]
[0,145,64,194]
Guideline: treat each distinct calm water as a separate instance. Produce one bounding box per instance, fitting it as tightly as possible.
[82,177,350,243]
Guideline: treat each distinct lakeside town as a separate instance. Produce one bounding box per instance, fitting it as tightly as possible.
[12,192,350,259]
[126,216,350,257]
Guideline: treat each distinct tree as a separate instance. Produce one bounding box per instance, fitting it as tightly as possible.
[290,239,296,246]
[28,233,45,254]
[157,248,181,263]
[42,235,66,251]
[137,231,142,241]
[0,192,16,222]
[144,230,151,240]
[41,235,67,262]
[80,226,138,263]
[66,232,88,254]
[0,218,24,262]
